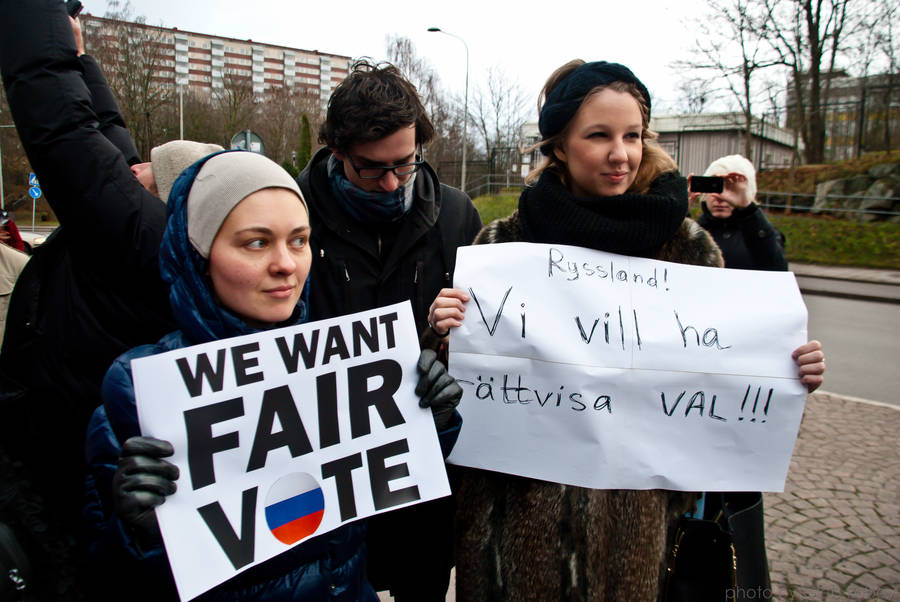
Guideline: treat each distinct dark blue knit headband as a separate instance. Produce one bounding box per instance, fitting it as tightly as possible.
[537,61,651,147]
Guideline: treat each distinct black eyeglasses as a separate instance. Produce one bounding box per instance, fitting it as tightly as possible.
[346,152,424,180]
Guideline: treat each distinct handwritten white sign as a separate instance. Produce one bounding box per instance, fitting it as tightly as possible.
[131,302,450,601]
[447,242,809,492]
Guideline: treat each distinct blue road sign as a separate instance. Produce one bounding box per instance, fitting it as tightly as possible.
[28,186,42,199]
[28,172,39,187]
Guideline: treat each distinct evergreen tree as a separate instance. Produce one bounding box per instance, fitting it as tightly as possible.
[297,114,312,171]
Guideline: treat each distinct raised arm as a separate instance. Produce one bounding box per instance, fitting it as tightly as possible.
[0,0,166,269]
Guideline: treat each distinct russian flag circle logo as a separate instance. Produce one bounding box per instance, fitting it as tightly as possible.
[264,472,325,545]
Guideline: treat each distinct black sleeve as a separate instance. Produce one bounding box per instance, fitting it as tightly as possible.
[80,54,141,165]
[440,184,482,245]
[0,0,166,270]
[464,194,483,244]
[733,204,788,272]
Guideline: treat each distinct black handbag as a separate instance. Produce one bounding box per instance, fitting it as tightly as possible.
[664,492,771,602]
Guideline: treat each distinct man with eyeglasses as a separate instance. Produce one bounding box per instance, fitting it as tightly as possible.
[298,59,481,601]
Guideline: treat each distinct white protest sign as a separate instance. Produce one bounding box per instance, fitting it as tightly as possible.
[131,302,450,601]
[447,242,809,492]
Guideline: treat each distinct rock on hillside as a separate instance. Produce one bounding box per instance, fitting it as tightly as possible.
[813,162,900,222]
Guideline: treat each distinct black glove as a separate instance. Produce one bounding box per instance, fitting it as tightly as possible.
[112,436,179,548]
[415,349,462,431]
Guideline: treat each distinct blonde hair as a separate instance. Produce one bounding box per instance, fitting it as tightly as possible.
[526,59,676,194]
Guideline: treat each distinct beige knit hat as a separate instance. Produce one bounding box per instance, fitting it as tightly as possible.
[150,140,225,203]
[703,154,757,202]
[187,151,307,258]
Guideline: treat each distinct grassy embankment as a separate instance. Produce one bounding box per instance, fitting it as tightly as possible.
[471,151,900,270]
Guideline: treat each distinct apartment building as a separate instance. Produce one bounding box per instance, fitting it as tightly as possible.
[82,13,350,103]
[786,71,899,160]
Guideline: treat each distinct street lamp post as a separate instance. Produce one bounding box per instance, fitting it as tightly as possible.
[427,27,468,194]
[179,86,184,140]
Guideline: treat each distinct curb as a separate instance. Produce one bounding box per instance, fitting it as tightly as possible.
[817,390,899,409]
[797,286,900,305]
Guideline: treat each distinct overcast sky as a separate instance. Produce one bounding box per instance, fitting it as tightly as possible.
[120,0,713,121]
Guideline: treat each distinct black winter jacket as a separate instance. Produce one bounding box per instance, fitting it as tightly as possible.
[297,147,481,598]
[0,0,174,541]
[697,203,788,271]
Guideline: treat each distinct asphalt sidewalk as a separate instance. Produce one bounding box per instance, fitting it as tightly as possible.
[791,263,900,304]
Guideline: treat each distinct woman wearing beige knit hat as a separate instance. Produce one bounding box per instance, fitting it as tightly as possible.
[82,150,463,600]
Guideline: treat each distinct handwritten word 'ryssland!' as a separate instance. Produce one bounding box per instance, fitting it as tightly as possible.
[548,247,670,289]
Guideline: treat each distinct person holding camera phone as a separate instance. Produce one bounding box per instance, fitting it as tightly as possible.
[689,154,788,271]
[684,155,790,601]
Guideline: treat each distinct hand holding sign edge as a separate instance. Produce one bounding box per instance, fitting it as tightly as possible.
[113,436,180,549]
[416,349,462,431]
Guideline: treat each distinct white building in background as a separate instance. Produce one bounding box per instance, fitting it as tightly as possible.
[520,112,798,178]
[651,113,797,176]
[82,13,350,106]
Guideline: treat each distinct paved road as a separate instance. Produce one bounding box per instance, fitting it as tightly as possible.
[803,294,900,406]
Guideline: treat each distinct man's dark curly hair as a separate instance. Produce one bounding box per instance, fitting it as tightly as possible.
[319,59,434,153]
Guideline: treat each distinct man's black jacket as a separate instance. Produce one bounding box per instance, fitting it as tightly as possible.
[298,147,481,598]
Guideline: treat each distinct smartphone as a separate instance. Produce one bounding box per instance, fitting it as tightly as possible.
[66,0,83,18]
[690,176,724,194]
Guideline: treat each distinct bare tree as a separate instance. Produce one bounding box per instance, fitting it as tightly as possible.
[672,0,779,158]
[254,86,297,164]
[214,69,257,144]
[874,1,899,152]
[386,36,444,116]
[179,89,225,147]
[84,1,173,158]
[253,85,322,167]
[0,87,33,211]
[384,35,464,185]
[853,0,899,152]
[757,0,856,164]
[470,66,529,175]
[675,77,714,114]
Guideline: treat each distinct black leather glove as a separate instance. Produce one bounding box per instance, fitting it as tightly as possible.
[415,349,462,431]
[112,436,179,548]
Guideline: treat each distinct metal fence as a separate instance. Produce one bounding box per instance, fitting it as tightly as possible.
[464,173,527,199]
[463,177,900,222]
[756,191,900,220]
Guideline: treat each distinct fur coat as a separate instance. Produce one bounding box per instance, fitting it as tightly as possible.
[454,207,723,602]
